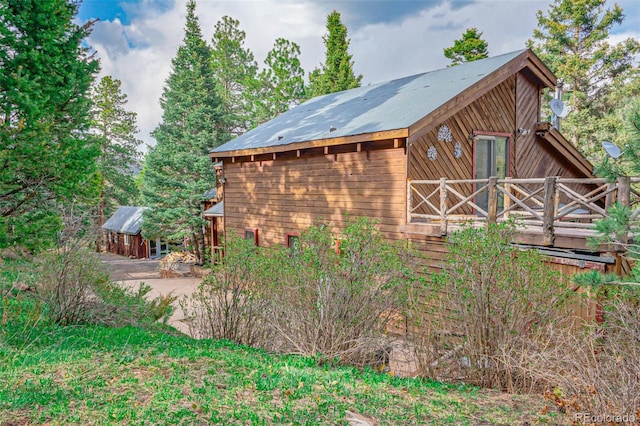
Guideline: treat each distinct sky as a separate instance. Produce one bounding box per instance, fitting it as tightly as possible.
[77,0,640,149]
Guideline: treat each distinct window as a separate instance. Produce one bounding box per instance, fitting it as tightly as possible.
[244,228,259,246]
[124,234,130,246]
[474,134,509,213]
[286,233,300,252]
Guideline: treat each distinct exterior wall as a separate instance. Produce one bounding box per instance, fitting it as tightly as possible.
[408,71,588,183]
[514,70,588,179]
[408,76,516,183]
[223,146,407,247]
[105,231,148,259]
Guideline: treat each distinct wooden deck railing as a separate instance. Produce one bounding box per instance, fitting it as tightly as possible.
[407,176,640,245]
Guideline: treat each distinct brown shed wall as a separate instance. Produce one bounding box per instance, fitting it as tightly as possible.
[105,232,147,259]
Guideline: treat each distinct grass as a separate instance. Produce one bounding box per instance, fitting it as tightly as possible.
[0,310,560,425]
[0,254,560,426]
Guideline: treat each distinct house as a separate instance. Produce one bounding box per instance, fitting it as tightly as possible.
[209,49,638,277]
[102,206,168,259]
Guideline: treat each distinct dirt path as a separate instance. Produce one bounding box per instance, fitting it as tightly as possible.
[99,253,201,335]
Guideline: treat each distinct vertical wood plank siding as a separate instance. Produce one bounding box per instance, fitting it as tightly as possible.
[223,148,407,247]
[105,233,147,259]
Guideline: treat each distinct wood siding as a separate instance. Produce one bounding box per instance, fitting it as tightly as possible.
[408,76,516,183]
[105,232,148,259]
[223,147,407,246]
[408,71,589,183]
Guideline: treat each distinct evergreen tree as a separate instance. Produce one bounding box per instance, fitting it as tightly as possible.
[443,28,489,66]
[90,76,142,251]
[308,10,362,98]
[0,0,100,250]
[255,38,306,124]
[528,0,640,158]
[141,0,226,263]
[210,16,259,137]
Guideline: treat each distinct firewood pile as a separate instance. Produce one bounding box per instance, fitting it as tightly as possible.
[158,252,197,278]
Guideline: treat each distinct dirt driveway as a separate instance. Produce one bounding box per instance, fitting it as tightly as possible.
[99,253,202,335]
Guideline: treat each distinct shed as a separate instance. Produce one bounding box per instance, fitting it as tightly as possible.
[102,206,148,259]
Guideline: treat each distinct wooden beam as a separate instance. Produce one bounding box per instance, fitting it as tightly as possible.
[487,176,498,224]
[542,176,556,246]
[439,178,448,236]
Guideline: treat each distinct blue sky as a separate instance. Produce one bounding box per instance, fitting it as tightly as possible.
[77,0,640,148]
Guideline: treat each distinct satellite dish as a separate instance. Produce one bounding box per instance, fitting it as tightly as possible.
[550,98,566,117]
[602,141,622,159]
[557,103,571,118]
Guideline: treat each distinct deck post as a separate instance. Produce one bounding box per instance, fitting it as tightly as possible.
[617,176,631,206]
[503,177,512,218]
[617,176,631,247]
[487,176,498,224]
[407,180,413,223]
[542,176,557,246]
[439,177,448,236]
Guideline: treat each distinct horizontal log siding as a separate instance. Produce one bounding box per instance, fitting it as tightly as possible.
[223,148,407,247]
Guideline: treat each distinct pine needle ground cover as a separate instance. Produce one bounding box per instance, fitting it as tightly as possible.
[0,321,557,425]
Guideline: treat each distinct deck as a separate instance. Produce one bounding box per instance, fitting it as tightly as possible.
[405,176,640,250]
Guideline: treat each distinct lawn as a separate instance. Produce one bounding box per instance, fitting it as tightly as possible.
[0,313,560,425]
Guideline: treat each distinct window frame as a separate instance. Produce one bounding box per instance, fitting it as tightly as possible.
[285,233,300,249]
[471,131,511,214]
[244,227,259,246]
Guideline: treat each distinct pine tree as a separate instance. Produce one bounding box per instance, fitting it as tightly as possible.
[141,0,226,263]
[90,76,142,251]
[0,0,100,250]
[308,10,362,98]
[528,0,640,157]
[255,38,306,124]
[443,28,489,66]
[210,16,259,136]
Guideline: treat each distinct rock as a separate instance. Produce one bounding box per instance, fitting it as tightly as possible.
[345,410,379,426]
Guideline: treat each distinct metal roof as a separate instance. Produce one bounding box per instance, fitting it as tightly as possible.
[202,187,217,200]
[102,206,146,235]
[203,202,224,217]
[212,50,527,154]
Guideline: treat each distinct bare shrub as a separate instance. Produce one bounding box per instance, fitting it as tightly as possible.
[411,222,575,391]
[184,218,416,367]
[263,218,415,366]
[24,207,175,327]
[524,289,640,420]
[181,236,273,346]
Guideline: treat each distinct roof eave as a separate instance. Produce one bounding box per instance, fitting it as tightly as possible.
[210,128,409,159]
[408,49,556,142]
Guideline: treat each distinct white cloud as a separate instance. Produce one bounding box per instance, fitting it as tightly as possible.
[85,0,639,150]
